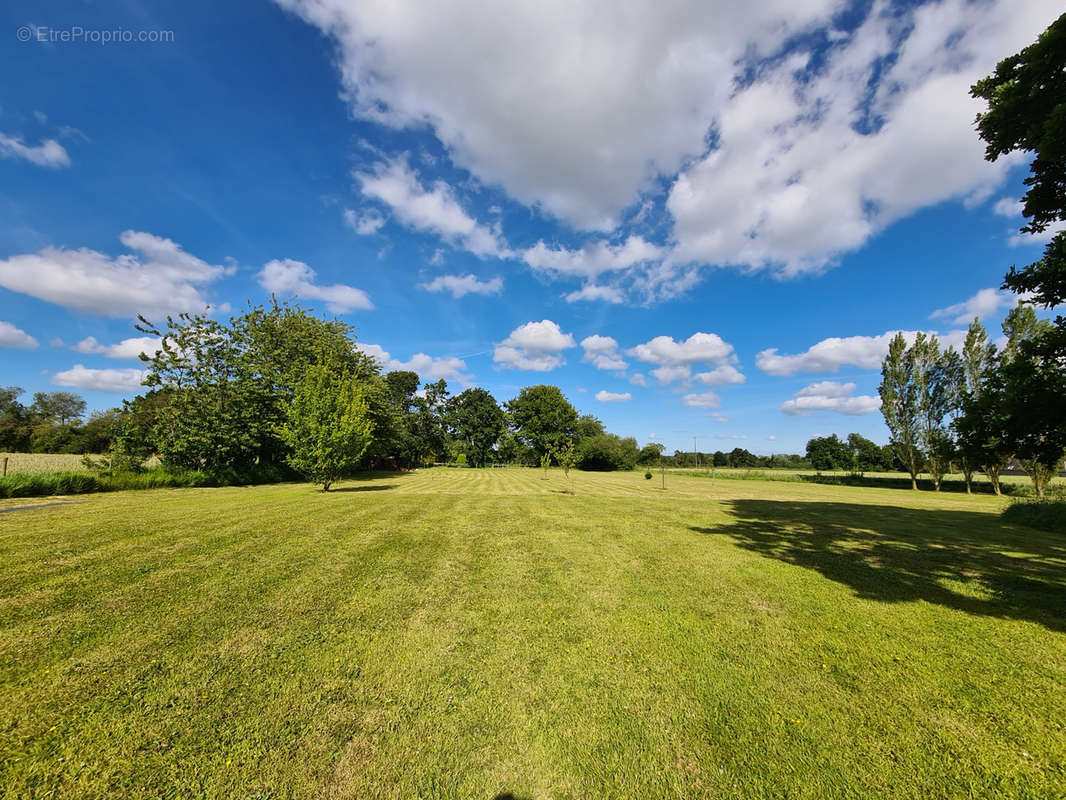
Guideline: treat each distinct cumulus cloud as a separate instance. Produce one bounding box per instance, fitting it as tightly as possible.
[279,0,1058,294]
[0,321,38,349]
[0,231,231,318]
[258,258,373,313]
[73,336,162,360]
[276,0,853,231]
[356,157,510,258]
[581,335,627,371]
[53,364,146,393]
[564,284,625,304]
[628,332,735,367]
[343,207,386,235]
[493,319,575,371]
[629,373,648,387]
[929,287,1025,324]
[355,342,470,382]
[694,365,745,386]
[0,132,70,167]
[523,236,662,280]
[595,390,631,403]
[756,327,971,376]
[418,273,503,298]
[682,390,721,409]
[667,0,1055,276]
[780,381,881,416]
[628,332,737,383]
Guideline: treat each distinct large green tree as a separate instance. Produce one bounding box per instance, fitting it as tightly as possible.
[505,385,578,458]
[279,362,373,491]
[30,392,87,426]
[446,388,505,467]
[879,334,924,489]
[971,14,1066,494]
[972,12,1066,313]
[133,302,382,471]
[998,304,1064,497]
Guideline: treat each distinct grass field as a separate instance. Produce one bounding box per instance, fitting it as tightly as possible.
[1,469,1063,798]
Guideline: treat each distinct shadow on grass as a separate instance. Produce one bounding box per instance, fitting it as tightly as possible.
[327,485,396,493]
[797,474,1015,495]
[693,500,1066,633]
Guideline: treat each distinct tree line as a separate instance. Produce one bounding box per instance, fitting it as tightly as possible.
[1,303,674,489]
[878,305,1064,497]
[0,388,121,454]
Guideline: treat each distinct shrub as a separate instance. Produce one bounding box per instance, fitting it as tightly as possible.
[1002,501,1066,533]
[644,471,653,480]
[577,434,637,471]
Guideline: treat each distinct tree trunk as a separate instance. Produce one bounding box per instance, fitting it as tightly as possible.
[911,474,918,490]
[322,480,331,492]
[987,466,1001,496]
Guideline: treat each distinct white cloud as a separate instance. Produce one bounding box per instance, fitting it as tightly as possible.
[929,288,1022,325]
[628,332,737,383]
[580,335,627,371]
[629,372,648,387]
[628,332,735,367]
[0,231,231,318]
[72,335,162,360]
[280,0,1059,289]
[756,327,972,376]
[767,434,777,441]
[651,365,691,385]
[493,319,575,371]
[991,196,1066,247]
[564,284,625,304]
[355,342,470,382]
[715,434,748,441]
[523,236,662,280]
[258,258,373,313]
[709,413,730,423]
[418,273,503,298]
[682,390,721,409]
[694,365,745,386]
[52,364,146,393]
[757,331,904,376]
[356,157,510,258]
[343,207,386,235]
[595,390,631,403]
[667,0,1056,276]
[277,0,843,231]
[795,380,857,398]
[0,321,38,349]
[0,132,70,167]
[993,198,1022,217]
[781,381,881,416]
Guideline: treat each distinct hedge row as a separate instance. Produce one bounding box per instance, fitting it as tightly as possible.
[1002,501,1066,534]
[0,465,296,499]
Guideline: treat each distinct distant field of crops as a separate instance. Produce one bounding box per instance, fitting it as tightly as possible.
[0,453,92,475]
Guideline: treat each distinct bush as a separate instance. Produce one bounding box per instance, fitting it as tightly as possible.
[1002,501,1066,533]
[577,434,637,471]
[644,471,652,480]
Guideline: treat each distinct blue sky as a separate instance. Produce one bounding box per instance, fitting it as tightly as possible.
[1,0,1062,456]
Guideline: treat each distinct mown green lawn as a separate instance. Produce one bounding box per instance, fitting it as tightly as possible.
[1,469,1064,799]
